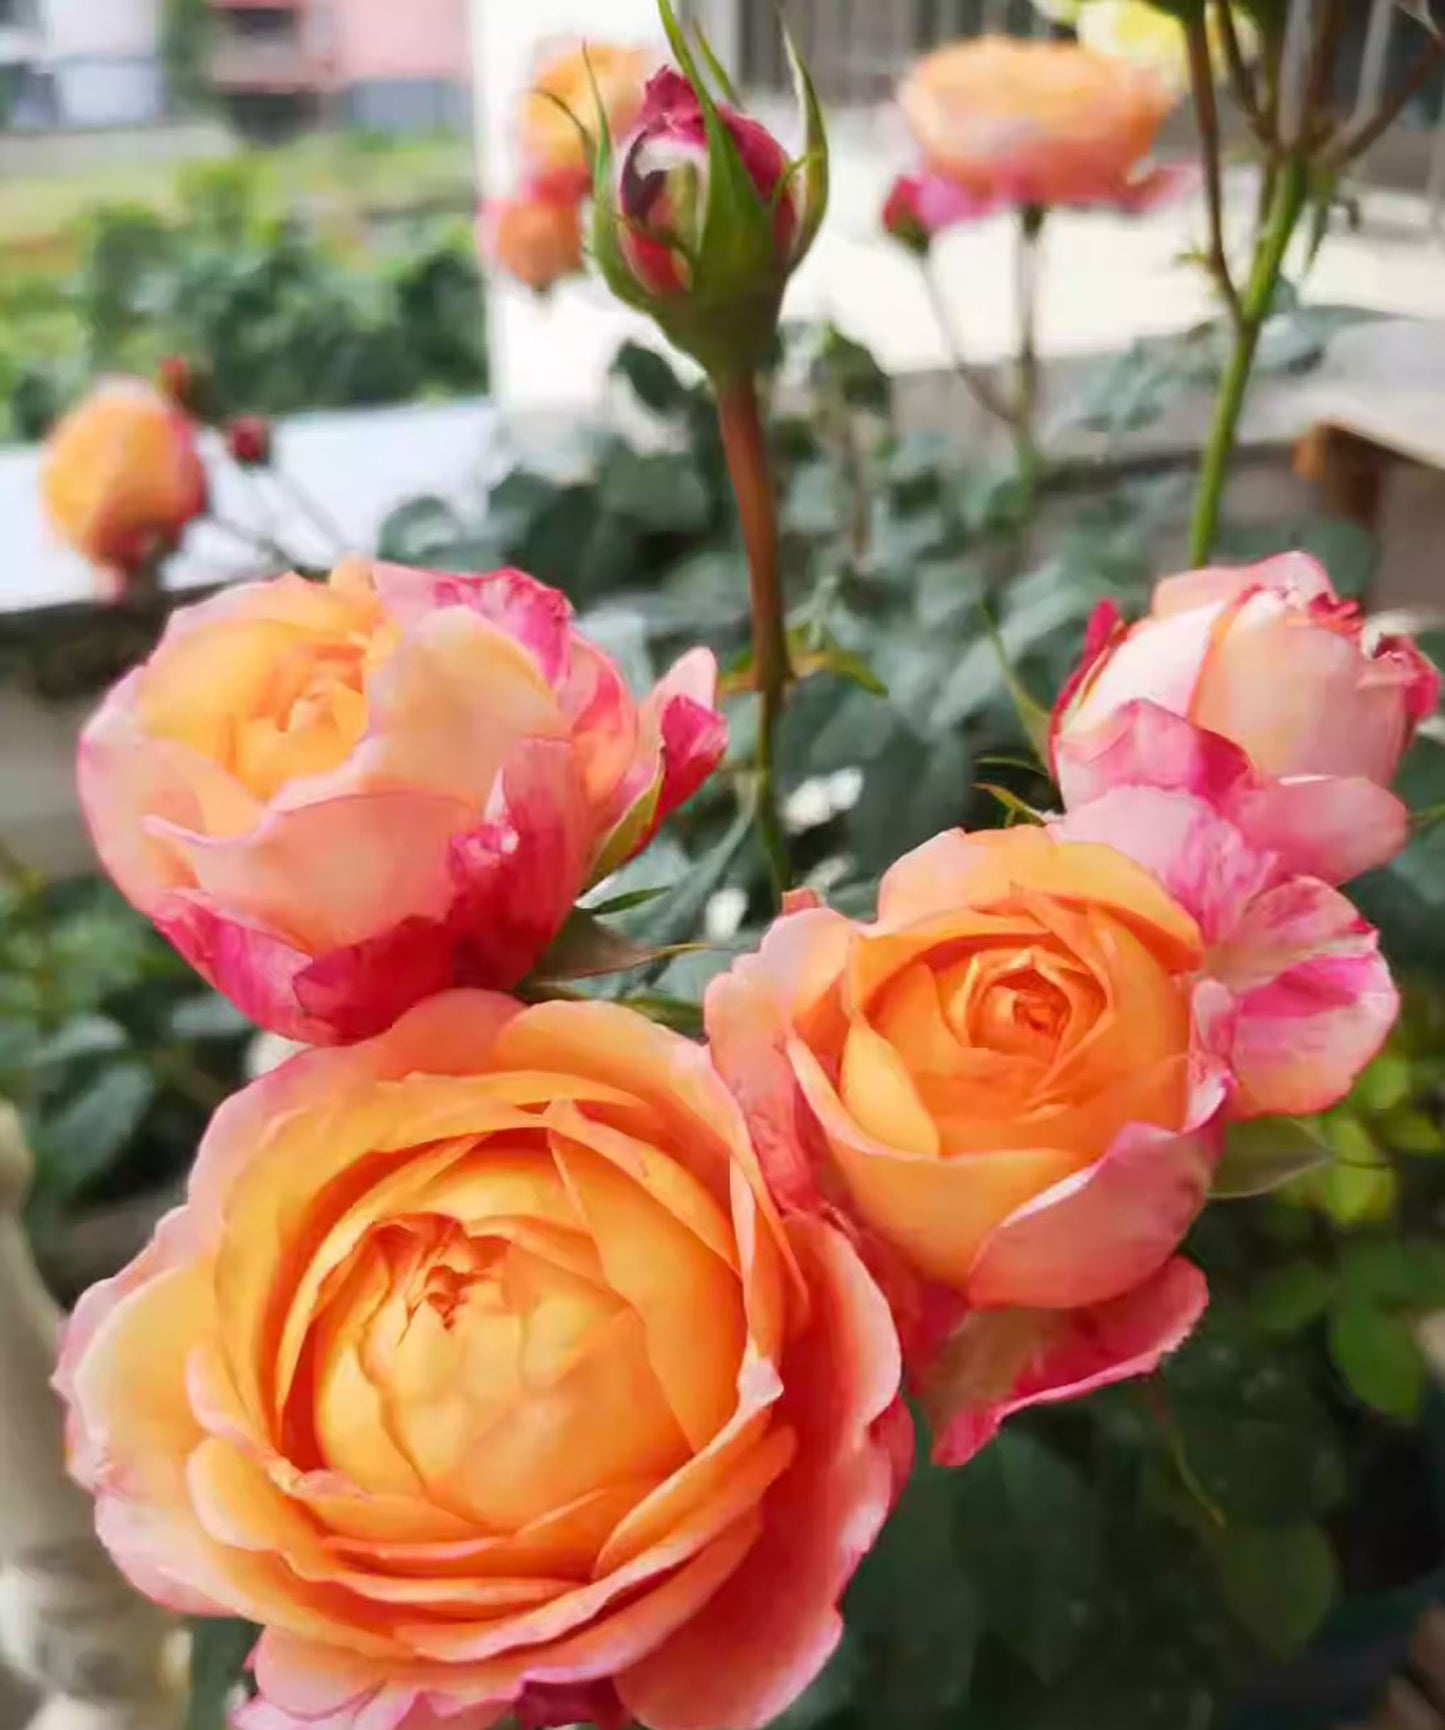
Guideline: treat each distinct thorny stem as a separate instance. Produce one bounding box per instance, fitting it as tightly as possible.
[715,376,792,903]
[1184,12,1243,327]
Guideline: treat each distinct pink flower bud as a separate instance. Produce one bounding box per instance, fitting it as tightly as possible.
[615,69,797,297]
[224,414,273,468]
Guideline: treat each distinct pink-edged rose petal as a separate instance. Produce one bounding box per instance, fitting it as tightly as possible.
[928,1258,1209,1467]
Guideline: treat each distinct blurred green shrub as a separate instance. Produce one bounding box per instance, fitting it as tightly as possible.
[0,160,487,443]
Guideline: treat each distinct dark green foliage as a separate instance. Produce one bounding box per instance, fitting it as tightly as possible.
[0,162,486,443]
[0,870,250,1300]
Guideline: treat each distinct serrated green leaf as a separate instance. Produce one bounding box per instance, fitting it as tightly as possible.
[1380,1104,1445,1155]
[1354,1051,1412,1114]
[31,1014,127,1069]
[1328,1298,1427,1419]
[167,994,253,1040]
[527,910,707,988]
[1213,1524,1338,1660]
[1212,1117,1331,1199]
[609,342,692,417]
[1317,1116,1398,1225]
[36,1060,156,1200]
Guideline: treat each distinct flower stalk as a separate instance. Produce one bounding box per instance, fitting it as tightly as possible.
[716,376,792,898]
[1188,154,1308,564]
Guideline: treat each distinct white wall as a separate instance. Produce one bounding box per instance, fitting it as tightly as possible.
[35,0,163,124]
[38,0,159,61]
[470,0,681,410]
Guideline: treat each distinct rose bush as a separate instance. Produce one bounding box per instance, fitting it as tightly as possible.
[57,993,908,1730]
[1053,554,1442,881]
[79,559,724,1044]
[42,378,207,587]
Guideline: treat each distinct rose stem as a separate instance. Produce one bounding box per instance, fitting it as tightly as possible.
[1188,154,1308,565]
[1013,204,1047,525]
[715,374,793,902]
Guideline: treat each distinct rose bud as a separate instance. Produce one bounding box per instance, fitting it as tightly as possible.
[592,2,827,381]
[43,379,207,578]
[224,414,273,468]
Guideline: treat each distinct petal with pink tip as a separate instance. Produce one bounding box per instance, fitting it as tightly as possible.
[1229,775,1410,884]
[364,564,575,685]
[704,906,853,1218]
[1213,877,1399,1117]
[965,1080,1225,1311]
[1052,697,1253,813]
[928,1258,1208,1467]
[445,739,591,987]
[1054,784,1274,944]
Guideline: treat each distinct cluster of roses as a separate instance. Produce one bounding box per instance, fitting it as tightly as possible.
[59,541,1436,1730]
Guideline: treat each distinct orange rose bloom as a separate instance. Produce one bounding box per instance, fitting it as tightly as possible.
[483,193,585,294]
[58,994,907,1730]
[901,37,1175,208]
[519,42,651,202]
[42,379,207,576]
[707,827,1228,1464]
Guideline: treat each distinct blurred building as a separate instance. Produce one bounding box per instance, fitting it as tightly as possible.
[0,0,164,127]
[0,0,470,133]
[209,0,472,137]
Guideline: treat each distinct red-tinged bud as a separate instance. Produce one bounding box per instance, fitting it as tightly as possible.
[591,1,828,383]
[225,414,273,468]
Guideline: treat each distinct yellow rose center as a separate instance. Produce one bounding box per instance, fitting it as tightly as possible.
[246,1087,753,1543]
[839,904,1188,1164]
[137,577,400,804]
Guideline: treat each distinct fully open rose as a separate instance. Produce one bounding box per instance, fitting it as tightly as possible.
[78,559,725,1044]
[706,825,1229,1465]
[57,993,909,1730]
[899,37,1179,214]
